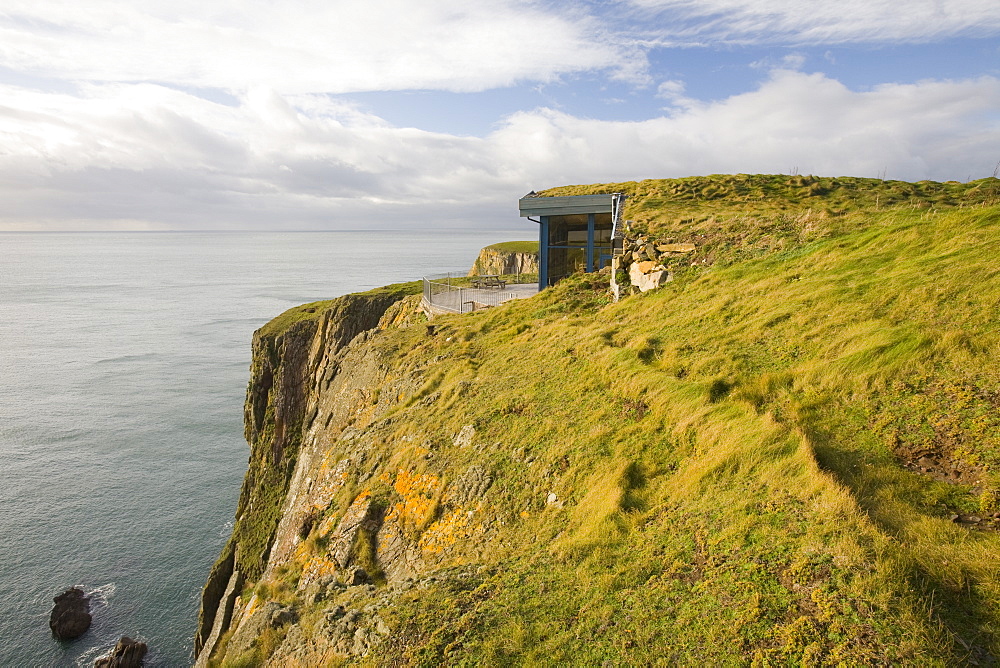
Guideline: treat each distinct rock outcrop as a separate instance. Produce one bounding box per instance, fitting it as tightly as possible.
[94,636,147,667]
[611,230,696,299]
[194,285,424,664]
[468,242,538,276]
[49,587,91,641]
[194,278,511,665]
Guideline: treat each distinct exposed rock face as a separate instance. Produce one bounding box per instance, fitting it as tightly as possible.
[194,277,515,665]
[468,244,538,276]
[49,587,91,641]
[194,287,422,663]
[224,602,297,660]
[94,636,147,667]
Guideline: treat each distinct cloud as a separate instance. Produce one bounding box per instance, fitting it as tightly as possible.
[625,0,1000,45]
[0,0,642,94]
[656,79,687,99]
[750,53,807,70]
[1,71,997,229]
[495,71,1000,184]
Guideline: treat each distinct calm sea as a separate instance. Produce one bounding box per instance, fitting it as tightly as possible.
[0,229,521,666]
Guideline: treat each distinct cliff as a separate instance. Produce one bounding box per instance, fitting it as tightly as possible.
[194,281,423,664]
[197,175,1000,666]
[468,240,538,276]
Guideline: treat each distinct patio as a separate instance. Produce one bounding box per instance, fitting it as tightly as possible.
[421,275,539,315]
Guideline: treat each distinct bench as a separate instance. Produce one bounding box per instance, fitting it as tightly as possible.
[471,275,506,289]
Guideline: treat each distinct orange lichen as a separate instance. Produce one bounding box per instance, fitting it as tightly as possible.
[299,555,340,587]
[233,592,261,626]
[419,508,476,555]
[380,468,441,532]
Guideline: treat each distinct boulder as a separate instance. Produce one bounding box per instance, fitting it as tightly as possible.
[629,262,672,292]
[453,424,475,448]
[632,260,661,274]
[94,636,148,668]
[447,465,494,506]
[224,602,297,659]
[656,242,696,253]
[346,567,370,586]
[49,587,92,641]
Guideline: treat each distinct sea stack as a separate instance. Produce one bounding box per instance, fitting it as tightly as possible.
[49,587,92,640]
[94,636,148,667]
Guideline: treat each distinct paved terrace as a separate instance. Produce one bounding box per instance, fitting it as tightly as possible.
[422,280,539,315]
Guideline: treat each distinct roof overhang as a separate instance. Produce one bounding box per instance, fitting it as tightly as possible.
[518,193,619,218]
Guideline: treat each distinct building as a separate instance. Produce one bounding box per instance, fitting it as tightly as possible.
[518,192,626,289]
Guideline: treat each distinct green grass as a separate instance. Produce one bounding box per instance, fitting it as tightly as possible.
[258,280,421,338]
[484,240,538,254]
[370,201,1000,664]
[219,177,1000,665]
[543,173,1000,273]
[430,273,538,287]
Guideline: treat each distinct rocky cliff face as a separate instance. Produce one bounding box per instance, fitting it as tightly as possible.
[195,279,521,665]
[194,285,425,665]
[468,243,538,276]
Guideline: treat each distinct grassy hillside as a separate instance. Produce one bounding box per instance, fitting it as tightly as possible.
[363,200,1000,665]
[546,174,1000,272]
[213,176,1000,666]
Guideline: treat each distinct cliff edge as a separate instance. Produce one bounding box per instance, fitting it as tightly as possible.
[196,175,1000,666]
[194,282,422,664]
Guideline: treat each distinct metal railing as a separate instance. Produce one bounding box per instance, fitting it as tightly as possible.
[422,272,526,314]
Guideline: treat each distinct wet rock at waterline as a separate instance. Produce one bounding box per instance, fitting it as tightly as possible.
[94,636,148,667]
[49,587,92,640]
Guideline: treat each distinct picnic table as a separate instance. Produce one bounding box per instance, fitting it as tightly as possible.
[471,275,507,289]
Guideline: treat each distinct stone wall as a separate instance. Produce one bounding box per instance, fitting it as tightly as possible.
[610,233,696,301]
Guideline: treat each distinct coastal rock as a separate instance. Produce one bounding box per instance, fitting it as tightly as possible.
[328,496,381,572]
[195,288,415,663]
[225,602,297,659]
[468,244,538,276]
[49,587,92,640]
[347,567,370,586]
[94,636,147,668]
[453,424,475,448]
[447,465,493,506]
[629,261,672,292]
[656,242,696,254]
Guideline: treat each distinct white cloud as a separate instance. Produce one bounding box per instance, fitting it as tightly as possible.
[495,71,1000,184]
[0,0,642,94]
[1,71,997,229]
[626,0,1000,45]
[656,79,687,98]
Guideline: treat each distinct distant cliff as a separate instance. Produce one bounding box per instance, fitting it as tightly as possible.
[468,240,538,276]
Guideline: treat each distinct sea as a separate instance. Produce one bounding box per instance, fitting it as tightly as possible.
[0,229,521,667]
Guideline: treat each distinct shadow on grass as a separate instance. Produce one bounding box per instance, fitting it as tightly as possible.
[808,428,999,665]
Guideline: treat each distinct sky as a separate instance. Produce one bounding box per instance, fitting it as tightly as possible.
[1,0,998,230]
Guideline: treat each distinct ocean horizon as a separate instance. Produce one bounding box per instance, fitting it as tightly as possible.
[0,229,523,666]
